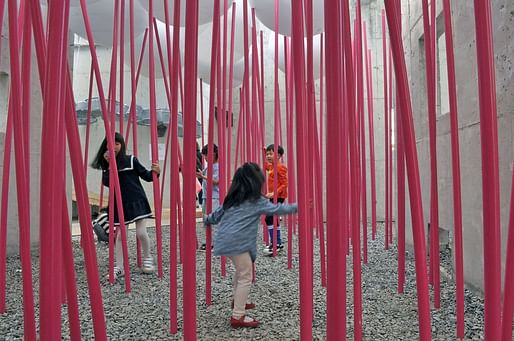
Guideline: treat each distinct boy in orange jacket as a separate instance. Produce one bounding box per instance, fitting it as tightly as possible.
[263,144,288,255]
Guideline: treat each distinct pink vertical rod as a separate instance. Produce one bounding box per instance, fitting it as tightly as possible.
[164,0,181,333]
[147,0,164,279]
[363,25,377,241]
[288,38,298,241]
[6,0,36,338]
[270,0,280,257]
[234,87,243,169]
[83,63,94,174]
[21,0,33,263]
[200,79,205,146]
[241,84,247,162]
[312,96,326,283]
[0,106,13,315]
[384,3,432,339]
[242,0,251,161]
[392,0,406,295]
[395,1,405,294]
[119,0,125,135]
[215,24,227,277]
[131,3,144,270]
[226,1,237,199]
[153,18,178,202]
[107,1,120,273]
[0,32,4,299]
[125,28,148,146]
[0,0,4,64]
[396,66,406,293]
[220,2,229,224]
[219,0,231,279]
[260,30,266,151]
[29,2,108,336]
[283,36,294,268]
[204,0,221,306]
[250,12,260,164]
[127,0,136,145]
[341,1,363,338]
[108,0,120,136]
[441,0,464,335]
[381,10,389,249]
[304,0,316,267]
[291,0,314,338]
[421,0,440,306]
[224,2,236,273]
[344,70,351,257]
[178,55,185,113]
[183,0,200,337]
[60,194,81,341]
[473,1,502,339]
[21,3,29,172]
[79,0,132,291]
[316,33,326,286]
[387,45,393,245]
[355,1,368,264]
[39,1,69,337]
[324,0,346,338]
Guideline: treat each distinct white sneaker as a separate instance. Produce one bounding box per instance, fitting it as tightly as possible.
[106,266,124,280]
[142,257,154,274]
[263,245,273,256]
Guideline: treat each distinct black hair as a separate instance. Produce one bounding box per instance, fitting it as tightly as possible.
[201,143,218,160]
[265,144,284,156]
[91,132,127,170]
[223,162,265,210]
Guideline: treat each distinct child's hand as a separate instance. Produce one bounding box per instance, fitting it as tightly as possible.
[266,192,274,199]
[104,151,110,162]
[151,163,161,174]
[196,170,205,179]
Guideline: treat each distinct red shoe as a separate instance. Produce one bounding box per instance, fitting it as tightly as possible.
[230,315,260,328]
[231,300,256,310]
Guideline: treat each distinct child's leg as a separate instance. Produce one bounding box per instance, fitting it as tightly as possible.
[265,198,285,246]
[135,219,151,259]
[275,198,285,245]
[232,263,251,304]
[115,229,124,271]
[265,219,282,246]
[229,252,252,318]
[265,214,274,245]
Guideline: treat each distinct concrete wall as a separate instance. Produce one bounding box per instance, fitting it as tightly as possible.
[384,0,514,291]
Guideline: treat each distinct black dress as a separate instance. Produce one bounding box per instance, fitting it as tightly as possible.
[102,155,154,225]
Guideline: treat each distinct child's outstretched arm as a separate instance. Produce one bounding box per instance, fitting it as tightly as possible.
[204,206,225,225]
[259,197,298,216]
[133,156,159,182]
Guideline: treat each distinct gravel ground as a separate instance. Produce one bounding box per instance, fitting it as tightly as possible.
[0,222,485,340]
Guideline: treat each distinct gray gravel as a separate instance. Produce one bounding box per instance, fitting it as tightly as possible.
[0,222,485,340]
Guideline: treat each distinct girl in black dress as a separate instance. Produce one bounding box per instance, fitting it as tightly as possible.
[91,132,160,279]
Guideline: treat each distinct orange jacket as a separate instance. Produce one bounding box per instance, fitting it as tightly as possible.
[266,162,288,199]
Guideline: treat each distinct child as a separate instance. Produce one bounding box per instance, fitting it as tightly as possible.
[263,144,288,256]
[91,132,160,279]
[204,162,298,328]
[196,143,219,251]
[196,141,204,207]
